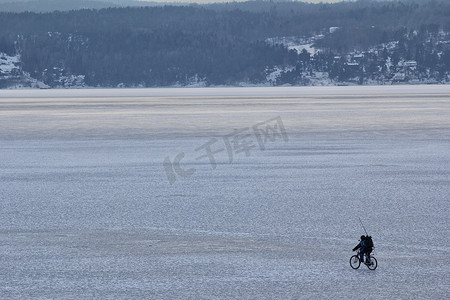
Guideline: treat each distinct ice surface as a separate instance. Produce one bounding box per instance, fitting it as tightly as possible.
[0,86,449,299]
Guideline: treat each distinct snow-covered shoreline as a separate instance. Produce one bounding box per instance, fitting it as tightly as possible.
[1,84,450,98]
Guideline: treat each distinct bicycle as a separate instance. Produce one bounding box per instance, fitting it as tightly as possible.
[350,249,377,270]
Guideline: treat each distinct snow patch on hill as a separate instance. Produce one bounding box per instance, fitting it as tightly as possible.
[0,53,20,73]
[0,53,49,89]
[266,35,321,55]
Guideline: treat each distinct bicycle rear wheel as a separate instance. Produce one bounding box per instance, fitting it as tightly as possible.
[350,255,361,269]
[366,256,377,270]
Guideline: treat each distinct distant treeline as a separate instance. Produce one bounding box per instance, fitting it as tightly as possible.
[0,0,449,87]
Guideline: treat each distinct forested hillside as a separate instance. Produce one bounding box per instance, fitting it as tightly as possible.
[0,0,449,88]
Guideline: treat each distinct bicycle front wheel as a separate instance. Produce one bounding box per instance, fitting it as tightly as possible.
[350,255,361,269]
[367,256,377,270]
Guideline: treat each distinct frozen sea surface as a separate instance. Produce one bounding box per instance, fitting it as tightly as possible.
[0,86,449,299]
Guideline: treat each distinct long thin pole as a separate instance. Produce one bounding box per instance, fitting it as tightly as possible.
[359,217,368,236]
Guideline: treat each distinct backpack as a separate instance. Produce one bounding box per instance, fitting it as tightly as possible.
[366,236,374,248]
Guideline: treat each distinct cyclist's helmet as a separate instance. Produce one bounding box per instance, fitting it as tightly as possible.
[360,235,365,240]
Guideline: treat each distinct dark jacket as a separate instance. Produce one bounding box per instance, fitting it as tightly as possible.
[353,236,374,252]
[352,240,365,252]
